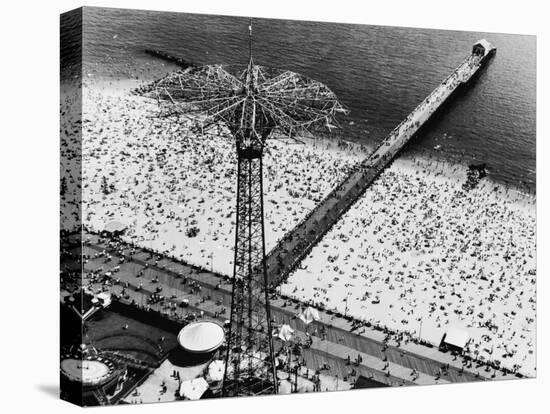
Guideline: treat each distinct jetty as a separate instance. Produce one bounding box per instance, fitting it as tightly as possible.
[265,39,496,286]
[145,49,194,69]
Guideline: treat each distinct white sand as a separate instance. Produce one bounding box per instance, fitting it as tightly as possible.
[60,82,84,231]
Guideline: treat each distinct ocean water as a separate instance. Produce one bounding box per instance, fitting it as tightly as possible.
[65,7,536,192]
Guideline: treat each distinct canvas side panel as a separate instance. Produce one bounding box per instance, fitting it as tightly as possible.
[60,6,84,407]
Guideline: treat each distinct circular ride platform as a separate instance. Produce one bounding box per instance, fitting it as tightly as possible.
[61,357,116,386]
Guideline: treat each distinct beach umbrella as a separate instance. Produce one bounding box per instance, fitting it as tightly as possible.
[278,324,294,342]
[278,379,292,394]
[207,360,225,382]
[299,306,320,325]
[179,377,209,400]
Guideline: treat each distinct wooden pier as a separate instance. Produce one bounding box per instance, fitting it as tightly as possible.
[265,40,496,286]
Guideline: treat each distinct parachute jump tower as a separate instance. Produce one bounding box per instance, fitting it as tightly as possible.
[145,20,347,397]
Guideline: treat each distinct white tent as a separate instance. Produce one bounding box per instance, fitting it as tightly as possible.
[299,306,320,325]
[178,321,225,353]
[278,324,294,342]
[207,360,225,382]
[179,377,209,400]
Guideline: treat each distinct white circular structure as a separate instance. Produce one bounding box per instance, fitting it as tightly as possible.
[61,358,113,386]
[177,321,225,353]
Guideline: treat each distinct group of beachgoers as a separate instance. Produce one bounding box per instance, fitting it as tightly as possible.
[62,81,365,277]
[281,156,536,376]
[60,75,536,378]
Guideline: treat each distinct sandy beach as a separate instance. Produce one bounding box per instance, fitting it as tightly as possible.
[281,157,536,376]
[61,77,536,377]
[61,79,365,276]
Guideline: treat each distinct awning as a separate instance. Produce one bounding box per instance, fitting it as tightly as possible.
[104,220,127,233]
[442,327,470,349]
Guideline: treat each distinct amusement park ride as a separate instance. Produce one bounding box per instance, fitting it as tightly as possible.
[143,20,347,396]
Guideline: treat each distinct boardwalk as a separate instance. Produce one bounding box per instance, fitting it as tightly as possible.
[265,45,495,286]
[80,231,511,387]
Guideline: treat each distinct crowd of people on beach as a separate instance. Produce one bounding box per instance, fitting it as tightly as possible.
[281,157,536,376]
[60,81,365,277]
[61,76,536,378]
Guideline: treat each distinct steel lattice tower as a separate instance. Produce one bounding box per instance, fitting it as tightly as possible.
[225,139,277,396]
[140,20,347,397]
[221,40,278,397]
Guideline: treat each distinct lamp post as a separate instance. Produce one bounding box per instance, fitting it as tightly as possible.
[209,251,213,272]
[198,241,214,272]
[293,362,301,393]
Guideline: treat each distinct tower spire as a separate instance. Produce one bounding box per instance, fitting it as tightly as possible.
[245,18,255,94]
[248,17,253,62]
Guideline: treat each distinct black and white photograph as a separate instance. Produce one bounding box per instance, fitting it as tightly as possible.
[58,5,538,406]
[1,1,547,413]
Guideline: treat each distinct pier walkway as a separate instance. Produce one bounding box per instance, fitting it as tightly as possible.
[265,41,495,287]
